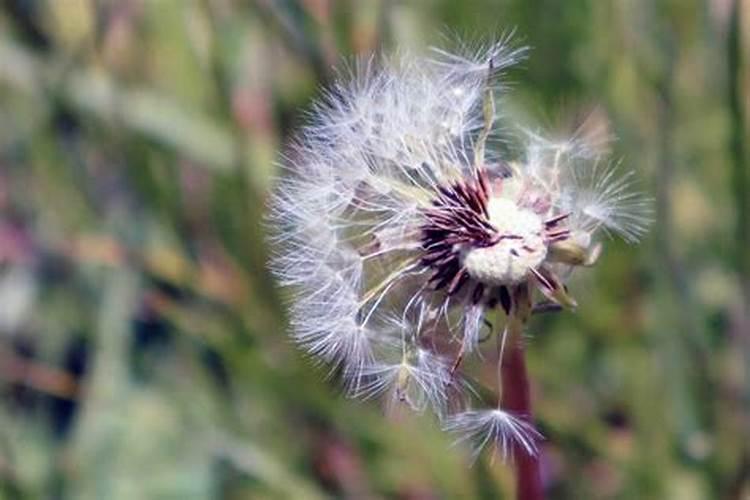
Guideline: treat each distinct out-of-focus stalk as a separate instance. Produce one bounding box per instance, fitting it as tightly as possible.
[727,1,750,493]
[728,0,748,312]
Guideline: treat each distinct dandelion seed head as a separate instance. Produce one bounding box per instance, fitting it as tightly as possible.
[267,35,650,461]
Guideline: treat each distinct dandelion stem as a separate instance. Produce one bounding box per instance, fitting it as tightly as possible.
[498,284,543,500]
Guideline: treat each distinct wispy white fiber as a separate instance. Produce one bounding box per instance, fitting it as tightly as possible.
[444,409,542,462]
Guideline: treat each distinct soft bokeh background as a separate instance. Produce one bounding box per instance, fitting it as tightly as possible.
[0,0,748,498]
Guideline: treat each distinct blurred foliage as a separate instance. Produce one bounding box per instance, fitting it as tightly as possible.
[0,0,748,498]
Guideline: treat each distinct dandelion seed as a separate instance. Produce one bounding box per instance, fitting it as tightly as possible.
[353,347,453,415]
[444,409,542,463]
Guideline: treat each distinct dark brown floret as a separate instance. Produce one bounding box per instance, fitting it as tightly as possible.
[420,169,495,295]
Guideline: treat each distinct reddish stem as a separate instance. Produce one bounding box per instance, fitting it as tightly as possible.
[501,337,543,500]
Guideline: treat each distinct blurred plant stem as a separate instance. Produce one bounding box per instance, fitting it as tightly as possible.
[199,0,282,314]
[0,347,79,400]
[728,0,749,313]
[68,268,140,499]
[649,15,709,458]
[252,0,330,80]
[210,432,329,500]
[727,0,750,495]
[0,35,236,171]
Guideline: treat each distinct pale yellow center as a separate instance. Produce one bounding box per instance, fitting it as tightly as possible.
[463,197,547,285]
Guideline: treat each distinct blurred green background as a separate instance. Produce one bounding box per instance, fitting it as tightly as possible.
[0,0,748,498]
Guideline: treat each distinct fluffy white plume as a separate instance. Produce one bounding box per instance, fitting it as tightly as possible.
[443,409,542,462]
